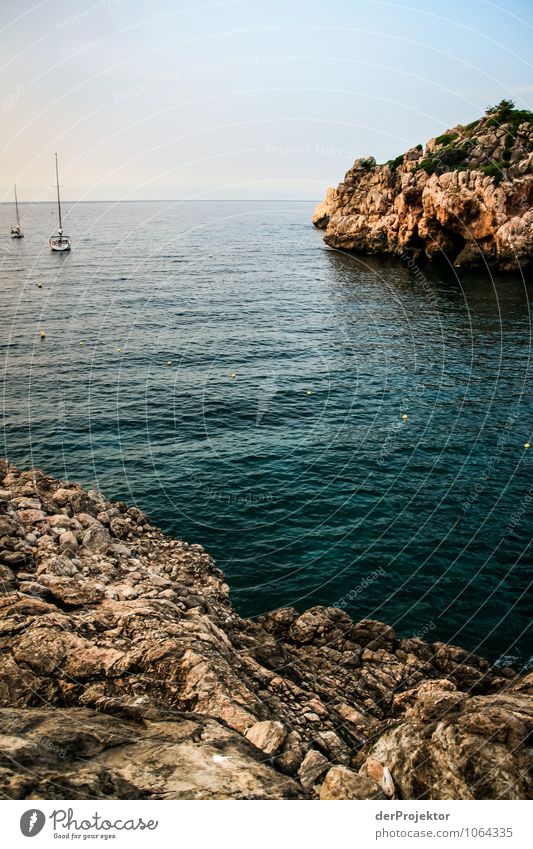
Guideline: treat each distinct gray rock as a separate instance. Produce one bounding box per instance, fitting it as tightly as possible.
[39,555,78,577]
[0,549,27,567]
[316,730,349,763]
[110,543,132,557]
[82,524,111,554]
[88,489,105,504]
[0,564,16,584]
[18,581,48,597]
[0,517,18,536]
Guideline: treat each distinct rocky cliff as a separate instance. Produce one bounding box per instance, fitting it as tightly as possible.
[313,101,533,270]
[1,459,531,800]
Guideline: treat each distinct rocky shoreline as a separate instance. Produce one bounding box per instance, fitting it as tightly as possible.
[313,101,533,270]
[1,459,531,799]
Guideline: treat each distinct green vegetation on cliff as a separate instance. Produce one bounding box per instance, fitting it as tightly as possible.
[414,100,533,180]
[382,101,533,182]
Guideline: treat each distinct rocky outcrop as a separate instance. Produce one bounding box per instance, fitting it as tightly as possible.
[311,187,337,228]
[369,678,533,800]
[0,459,531,799]
[313,101,533,270]
[0,707,302,800]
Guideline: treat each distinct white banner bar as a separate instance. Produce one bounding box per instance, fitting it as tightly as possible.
[3,799,531,848]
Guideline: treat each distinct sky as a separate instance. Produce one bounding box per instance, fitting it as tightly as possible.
[1,0,532,201]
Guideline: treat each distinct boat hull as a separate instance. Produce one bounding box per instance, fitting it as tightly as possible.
[49,236,71,252]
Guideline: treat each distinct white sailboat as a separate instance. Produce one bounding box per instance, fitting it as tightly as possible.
[49,153,71,252]
[10,184,23,238]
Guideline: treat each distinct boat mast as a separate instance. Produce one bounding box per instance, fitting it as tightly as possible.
[55,153,63,232]
[14,184,20,227]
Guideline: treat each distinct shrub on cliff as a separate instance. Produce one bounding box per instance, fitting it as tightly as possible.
[485,99,533,131]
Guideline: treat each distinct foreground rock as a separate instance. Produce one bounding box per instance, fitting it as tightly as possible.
[320,766,385,800]
[0,460,531,799]
[314,101,533,270]
[370,678,533,800]
[0,707,301,799]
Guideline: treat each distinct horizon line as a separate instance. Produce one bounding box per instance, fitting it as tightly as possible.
[1,198,320,204]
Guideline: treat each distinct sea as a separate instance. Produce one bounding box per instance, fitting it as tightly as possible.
[1,199,531,667]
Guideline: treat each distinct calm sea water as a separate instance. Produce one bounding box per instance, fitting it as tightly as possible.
[1,200,531,665]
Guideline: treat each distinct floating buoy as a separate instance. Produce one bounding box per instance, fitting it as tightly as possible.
[525,443,530,449]
[306,389,313,396]
[37,283,42,288]
[79,341,85,347]
[167,360,173,366]
[231,372,237,379]
[116,347,122,353]
[402,414,409,421]
[39,331,46,339]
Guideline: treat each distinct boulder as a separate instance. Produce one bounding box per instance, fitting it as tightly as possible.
[0,517,18,536]
[359,756,395,797]
[298,749,330,790]
[0,564,16,585]
[59,531,78,552]
[245,720,287,755]
[320,766,385,800]
[82,524,111,554]
[312,187,337,228]
[0,550,27,567]
[52,487,74,506]
[368,689,533,800]
[17,509,46,525]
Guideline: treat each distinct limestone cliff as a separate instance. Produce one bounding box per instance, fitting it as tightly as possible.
[314,101,533,270]
[0,460,531,800]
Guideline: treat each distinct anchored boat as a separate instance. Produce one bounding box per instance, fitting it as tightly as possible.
[49,153,71,252]
[10,184,23,238]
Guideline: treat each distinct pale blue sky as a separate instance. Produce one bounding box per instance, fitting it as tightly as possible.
[1,0,532,200]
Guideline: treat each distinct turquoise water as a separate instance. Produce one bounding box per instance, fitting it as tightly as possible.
[1,200,531,665]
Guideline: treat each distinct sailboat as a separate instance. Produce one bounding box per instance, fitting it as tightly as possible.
[10,184,23,238]
[49,153,71,252]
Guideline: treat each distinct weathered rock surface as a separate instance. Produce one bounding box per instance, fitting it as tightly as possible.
[314,102,533,270]
[0,707,301,799]
[245,720,287,755]
[369,677,533,800]
[312,186,337,228]
[0,459,531,800]
[320,765,385,800]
